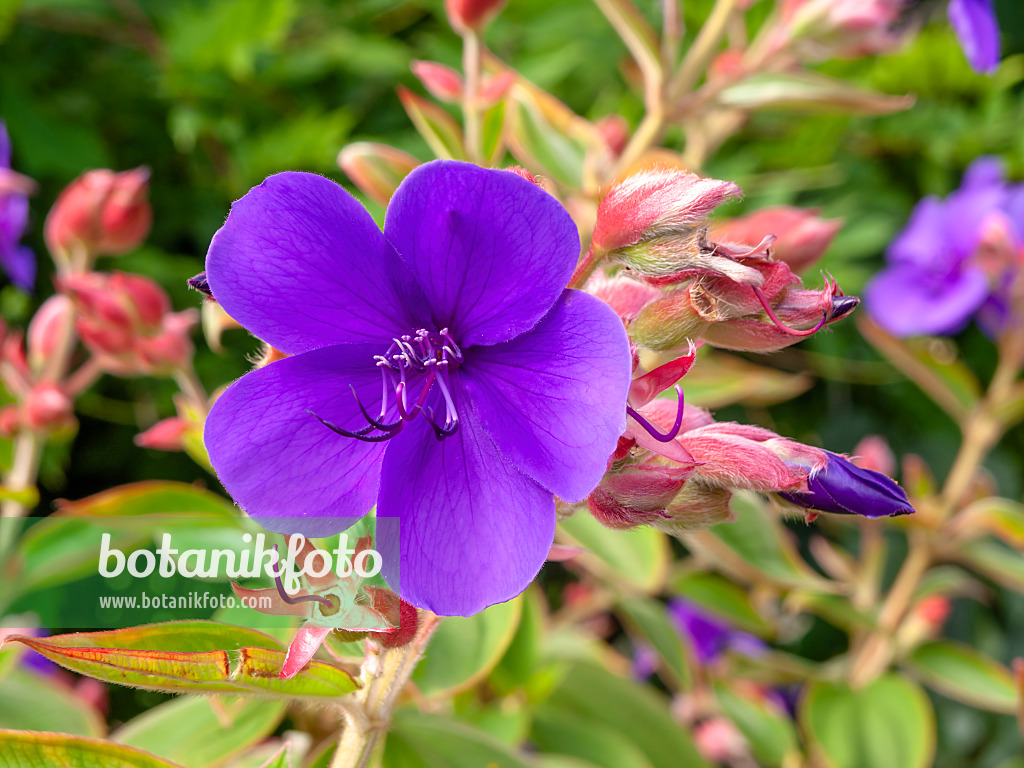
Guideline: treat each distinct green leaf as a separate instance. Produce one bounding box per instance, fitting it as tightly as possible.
[0,668,105,736]
[397,86,466,160]
[958,539,1024,593]
[615,598,691,689]
[504,90,586,190]
[674,351,812,409]
[714,681,798,768]
[693,492,828,590]
[718,72,914,114]
[592,0,661,94]
[671,571,770,635]
[801,674,935,768]
[538,662,712,768]
[12,482,244,595]
[258,745,292,768]
[114,697,286,768]
[0,731,186,768]
[2,621,358,699]
[384,709,536,768]
[492,586,543,692]
[904,641,1017,714]
[412,596,522,697]
[952,498,1024,551]
[558,512,668,594]
[530,707,654,768]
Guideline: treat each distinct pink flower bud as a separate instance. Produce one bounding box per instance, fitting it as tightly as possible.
[410,61,464,102]
[595,115,630,157]
[134,417,188,451]
[593,169,742,257]
[338,143,420,208]
[712,206,842,273]
[0,405,20,436]
[778,0,903,60]
[45,167,152,257]
[914,595,951,627]
[852,435,895,477]
[23,382,73,431]
[479,71,517,104]
[709,49,746,80]
[586,271,660,324]
[444,0,508,32]
[694,718,748,764]
[27,295,72,371]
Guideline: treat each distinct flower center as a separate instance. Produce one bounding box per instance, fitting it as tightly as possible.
[310,328,463,443]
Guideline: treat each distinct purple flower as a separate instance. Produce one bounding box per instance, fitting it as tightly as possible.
[779,451,914,518]
[668,598,765,664]
[0,122,35,291]
[948,0,1000,75]
[204,161,631,616]
[865,156,1022,337]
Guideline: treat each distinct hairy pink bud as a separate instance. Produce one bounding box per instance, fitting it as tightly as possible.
[134,417,188,451]
[27,295,72,371]
[23,382,73,431]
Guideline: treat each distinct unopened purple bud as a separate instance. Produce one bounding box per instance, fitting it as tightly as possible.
[779,451,914,518]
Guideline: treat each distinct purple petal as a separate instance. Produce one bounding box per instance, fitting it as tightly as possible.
[460,290,630,502]
[960,155,1004,190]
[384,161,579,348]
[0,122,10,169]
[946,173,1006,259]
[864,264,989,336]
[780,452,914,518]
[0,245,34,291]
[887,197,956,270]
[204,344,388,537]
[206,172,431,355]
[668,599,732,664]
[949,0,1001,75]
[376,409,555,616]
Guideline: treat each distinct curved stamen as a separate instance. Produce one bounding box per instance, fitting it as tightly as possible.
[308,410,401,442]
[424,406,460,439]
[752,286,828,337]
[272,545,333,608]
[626,386,686,443]
[350,385,402,431]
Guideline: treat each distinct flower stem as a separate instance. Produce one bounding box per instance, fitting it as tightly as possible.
[462,29,484,164]
[173,364,209,417]
[670,0,740,101]
[330,612,441,768]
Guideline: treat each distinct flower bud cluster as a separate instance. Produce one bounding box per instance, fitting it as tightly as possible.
[60,271,196,375]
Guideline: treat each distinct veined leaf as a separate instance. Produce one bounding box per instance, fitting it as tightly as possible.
[0,730,185,768]
[905,641,1017,714]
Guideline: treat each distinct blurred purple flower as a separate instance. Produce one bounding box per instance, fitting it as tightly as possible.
[865,156,1023,337]
[779,451,914,519]
[668,598,766,664]
[204,160,631,617]
[948,0,1000,74]
[0,122,35,291]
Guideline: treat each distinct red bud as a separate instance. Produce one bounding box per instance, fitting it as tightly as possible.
[134,417,188,451]
[411,61,464,102]
[27,295,73,371]
[712,207,842,273]
[444,0,508,32]
[23,382,73,431]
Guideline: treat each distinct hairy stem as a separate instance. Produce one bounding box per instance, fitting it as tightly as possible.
[331,613,441,768]
[462,29,483,164]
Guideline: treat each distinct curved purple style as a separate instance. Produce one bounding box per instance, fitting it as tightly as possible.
[0,122,35,291]
[779,452,914,519]
[865,156,1022,337]
[204,161,632,616]
[948,0,1000,75]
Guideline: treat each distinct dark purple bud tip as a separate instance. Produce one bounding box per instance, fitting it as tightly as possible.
[779,452,914,518]
[187,271,213,299]
[829,295,860,321]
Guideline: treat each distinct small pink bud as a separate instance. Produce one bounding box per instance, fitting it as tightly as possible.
[137,320,194,373]
[694,718,748,764]
[338,143,420,209]
[23,382,73,431]
[712,206,842,273]
[915,595,951,627]
[595,115,630,157]
[45,167,152,257]
[0,405,20,436]
[709,49,746,80]
[586,272,660,325]
[852,435,895,477]
[779,0,903,59]
[479,71,517,104]
[134,417,188,451]
[444,0,508,32]
[410,61,464,102]
[27,295,73,371]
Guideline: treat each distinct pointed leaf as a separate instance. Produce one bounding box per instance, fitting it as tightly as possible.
[397,86,465,160]
[951,498,1024,551]
[958,540,1024,593]
[0,731,186,768]
[592,0,662,96]
[413,596,521,697]
[714,681,798,768]
[616,598,691,689]
[671,571,771,635]
[0,669,105,737]
[385,710,536,768]
[904,641,1017,714]
[717,73,914,114]
[2,621,358,699]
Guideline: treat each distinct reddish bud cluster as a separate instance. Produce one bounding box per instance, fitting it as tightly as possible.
[60,271,196,375]
[712,206,842,273]
[45,168,152,258]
